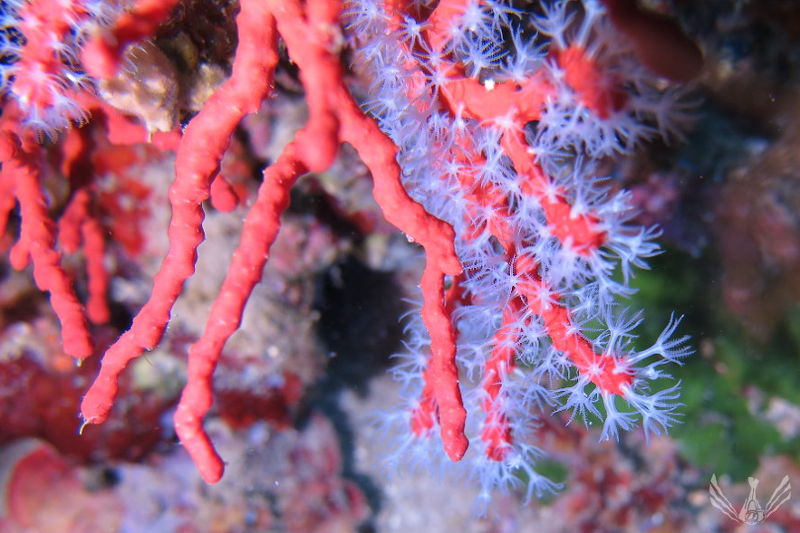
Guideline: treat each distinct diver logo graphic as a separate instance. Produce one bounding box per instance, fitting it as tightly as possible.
[709,474,791,525]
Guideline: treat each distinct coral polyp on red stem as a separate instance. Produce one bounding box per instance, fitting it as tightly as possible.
[346,0,693,503]
[0,0,694,504]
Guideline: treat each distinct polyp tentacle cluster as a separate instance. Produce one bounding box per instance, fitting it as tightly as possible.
[346,0,692,502]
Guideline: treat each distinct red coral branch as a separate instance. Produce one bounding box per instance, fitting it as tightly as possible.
[57,188,110,324]
[0,132,93,359]
[78,0,464,479]
[80,0,280,426]
[175,141,307,483]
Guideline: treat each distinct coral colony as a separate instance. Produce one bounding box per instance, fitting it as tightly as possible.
[0,0,693,504]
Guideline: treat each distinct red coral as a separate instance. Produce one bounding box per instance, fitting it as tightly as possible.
[0,0,691,493]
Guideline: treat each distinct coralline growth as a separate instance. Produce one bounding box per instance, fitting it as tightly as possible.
[0,0,695,502]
